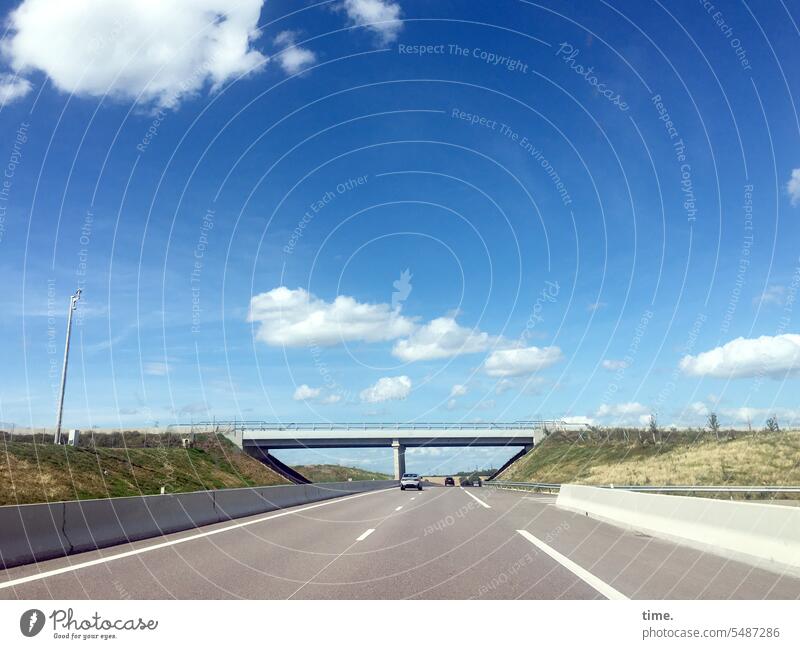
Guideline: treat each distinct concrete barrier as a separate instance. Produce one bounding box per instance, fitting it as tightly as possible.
[0,480,397,569]
[0,502,69,568]
[557,484,800,576]
[64,491,218,553]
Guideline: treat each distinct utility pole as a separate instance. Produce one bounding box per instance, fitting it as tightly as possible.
[54,289,81,444]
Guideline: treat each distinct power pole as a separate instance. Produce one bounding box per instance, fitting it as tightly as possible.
[54,289,81,444]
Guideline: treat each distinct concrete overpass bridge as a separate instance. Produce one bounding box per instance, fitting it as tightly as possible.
[202,421,562,480]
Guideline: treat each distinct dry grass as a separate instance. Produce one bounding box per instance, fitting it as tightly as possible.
[500,429,800,496]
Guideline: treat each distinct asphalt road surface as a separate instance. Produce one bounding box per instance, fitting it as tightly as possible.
[1,486,798,599]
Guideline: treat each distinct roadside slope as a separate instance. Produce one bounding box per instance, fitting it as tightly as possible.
[0,434,288,505]
[499,429,800,492]
[291,464,390,482]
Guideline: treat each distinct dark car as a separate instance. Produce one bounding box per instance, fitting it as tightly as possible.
[444,476,455,486]
[460,476,482,487]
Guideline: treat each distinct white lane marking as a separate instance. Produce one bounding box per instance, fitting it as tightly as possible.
[0,488,396,590]
[395,506,403,511]
[516,530,628,600]
[356,528,375,541]
[410,497,416,501]
[460,487,491,509]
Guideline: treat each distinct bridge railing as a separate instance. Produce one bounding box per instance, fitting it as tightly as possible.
[487,480,800,495]
[170,420,571,432]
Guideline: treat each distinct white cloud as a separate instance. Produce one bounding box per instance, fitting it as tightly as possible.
[563,415,594,426]
[0,73,31,103]
[680,334,800,379]
[688,401,709,417]
[596,402,648,418]
[273,30,316,74]
[484,346,563,377]
[392,317,499,361]
[341,0,403,44]
[293,384,321,401]
[787,168,800,206]
[601,359,628,371]
[144,361,169,376]
[754,285,784,307]
[293,384,342,404]
[449,383,467,398]
[494,378,515,395]
[248,287,415,347]
[360,375,411,403]
[1,0,267,108]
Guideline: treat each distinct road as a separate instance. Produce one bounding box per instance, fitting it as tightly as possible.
[1,486,798,599]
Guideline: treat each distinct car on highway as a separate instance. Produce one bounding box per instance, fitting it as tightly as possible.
[400,473,422,491]
[460,476,482,487]
[444,476,455,486]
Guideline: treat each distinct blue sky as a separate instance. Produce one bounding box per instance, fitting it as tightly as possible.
[0,0,799,473]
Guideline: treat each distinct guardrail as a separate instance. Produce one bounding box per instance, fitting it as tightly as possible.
[487,481,800,494]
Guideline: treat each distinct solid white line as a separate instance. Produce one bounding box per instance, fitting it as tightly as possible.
[0,488,396,590]
[356,528,375,541]
[395,505,403,511]
[516,530,629,600]
[460,487,491,509]
[410,497,416,501]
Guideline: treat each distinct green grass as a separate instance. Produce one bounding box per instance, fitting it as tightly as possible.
[292,464,390,483]
[0,434,288,505]
[499,429,800,497]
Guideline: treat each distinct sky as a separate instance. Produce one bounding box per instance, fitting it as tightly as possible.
[0,0,799,474]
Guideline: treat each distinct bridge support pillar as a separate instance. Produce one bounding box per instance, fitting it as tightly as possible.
[392,439,406,480]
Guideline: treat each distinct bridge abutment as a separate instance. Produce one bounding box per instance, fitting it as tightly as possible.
[392,439,406,479]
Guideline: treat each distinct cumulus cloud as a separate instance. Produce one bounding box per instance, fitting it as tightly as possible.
[248,287,415,347]
[449,383,467,398]
[494,378,515,395]
[484,346,563,377]
[360,375,411,403]
[787,168,800,206]
[595,402,648,418]
[392,317,499,361]
[273,30,316,74]
[0,73,31,103]
[341,0,403,44]
[680,334,800,379]
[1,0,267,108]
[293,384,321,401]
[601,359,628,371]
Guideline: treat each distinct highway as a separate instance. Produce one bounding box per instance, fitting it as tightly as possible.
[1,486,798,599]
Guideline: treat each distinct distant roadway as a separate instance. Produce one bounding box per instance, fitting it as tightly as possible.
[1,486,798,599]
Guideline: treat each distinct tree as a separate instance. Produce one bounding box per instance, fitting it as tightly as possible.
[648,413,659,444]
[707,412,720,441]
[765,415,780,433]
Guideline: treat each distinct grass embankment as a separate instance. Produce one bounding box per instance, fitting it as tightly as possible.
[291,464,390,482]
[0,433,288,506]
[499,429,800,495]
